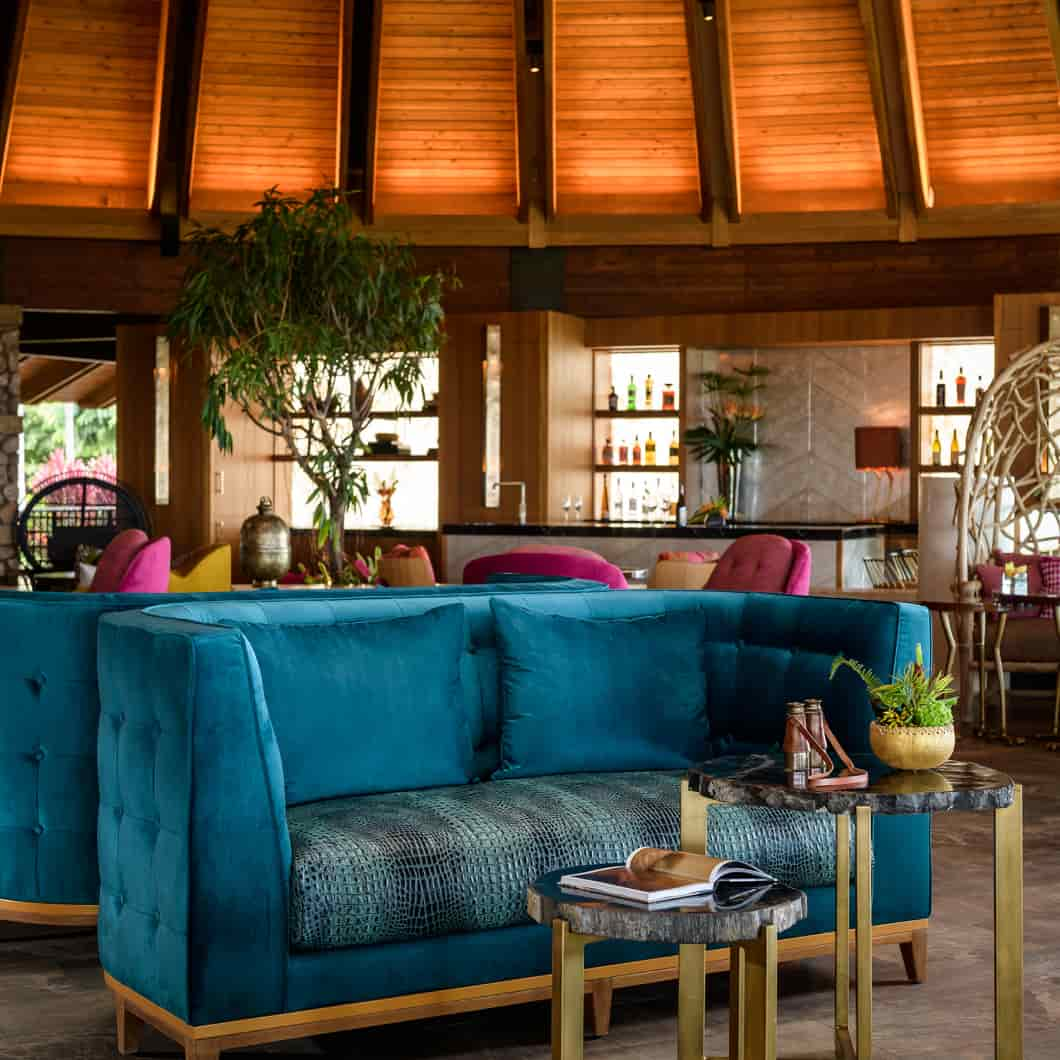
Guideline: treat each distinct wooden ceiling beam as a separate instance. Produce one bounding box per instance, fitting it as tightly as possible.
[362,0,383,224]
[336,0,355,190]
[543,0,556,220]
[182,0,209,218]
[893,0,935,212]
[146,0,171,212]
[0,0,29,198]
[682,0,715,226]
[19,358,101,404]
[714,0,743,221]
[514,0,531,224]
[1044,0,1060,103]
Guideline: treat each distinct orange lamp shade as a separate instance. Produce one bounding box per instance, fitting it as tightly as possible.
[855,426,903,471]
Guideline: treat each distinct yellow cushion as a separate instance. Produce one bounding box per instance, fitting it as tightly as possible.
[168,544,233,593]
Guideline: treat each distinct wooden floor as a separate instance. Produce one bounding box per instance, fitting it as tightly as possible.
[2,732,1057,1059]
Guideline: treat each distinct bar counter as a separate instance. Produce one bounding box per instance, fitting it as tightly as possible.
[442,522,896,591]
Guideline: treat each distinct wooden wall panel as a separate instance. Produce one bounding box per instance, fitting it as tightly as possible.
[910,0,1060,207]
[544,311,592,520]
[190,0,341,212]
[729,0,885,213]
[552,0,700,214]
[373,0,519,216]
[994,291,1060,371]
[1,0,165,208]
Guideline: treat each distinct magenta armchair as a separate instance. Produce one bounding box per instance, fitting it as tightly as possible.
[462,547,628,589]
[705,534,812,596]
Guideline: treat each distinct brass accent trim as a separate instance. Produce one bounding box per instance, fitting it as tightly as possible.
[855,805,873,1059]
[0,898,98,926]
[677,944,705,1060]
[994,783,1024,1060]
[552,919,587,1059]
[835,813,851,1033]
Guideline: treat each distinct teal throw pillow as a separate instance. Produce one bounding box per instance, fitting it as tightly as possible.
[490,600,709,779]
[222,603,471,804]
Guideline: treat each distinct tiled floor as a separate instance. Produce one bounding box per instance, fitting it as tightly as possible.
[2,735,1056,1059]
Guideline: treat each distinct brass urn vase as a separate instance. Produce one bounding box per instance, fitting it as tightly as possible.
[239,497,291,588]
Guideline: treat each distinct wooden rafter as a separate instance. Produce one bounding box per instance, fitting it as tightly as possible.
[0,0,29,198]
[182,0,209,217]
[857,0,898,217]
[714,0,742,221]
[146,0,171,211]
[514,0,530,222]
[893,0,934,211]
[336,0,355,189]
[362,0,383,224]
[1044,0,1060,102]
[682,0,713,223]
[542,0,556,219]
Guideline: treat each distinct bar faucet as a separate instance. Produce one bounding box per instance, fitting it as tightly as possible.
[493,481,527,525]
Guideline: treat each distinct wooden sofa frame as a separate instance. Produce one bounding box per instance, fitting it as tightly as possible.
[107,920,927,1059]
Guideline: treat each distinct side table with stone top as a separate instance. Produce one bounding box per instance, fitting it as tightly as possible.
[683,756,1023,1060]
[528,868,806,1060]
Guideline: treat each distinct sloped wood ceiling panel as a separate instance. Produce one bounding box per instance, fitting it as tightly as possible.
[553,0,701,215]
[729,0,885,213]
[1,0,164,209]
[910,0,1060,207]
[191,0,341,213]
[373,0,519,217]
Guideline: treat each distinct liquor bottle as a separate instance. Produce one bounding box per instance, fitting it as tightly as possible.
[613,477,624,521]
[618,441,629,464]
[627,479,640,519]
[956,366,967,405]
[627,374,637,411]
[662,383,676,411]
[601,436,613,464]
[936,371,945,407]
[632,435,642,465]
[600,475,610,521]
[645,431,656,465]
[975,375,985,404]
[607,385,618,412]
[669,432,680,465]
[931,429,942,466]
[950,429,960,466]
[645,373,654,408]
[676,482,688,527]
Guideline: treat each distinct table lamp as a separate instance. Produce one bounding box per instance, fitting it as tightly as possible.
[855,426,904,521]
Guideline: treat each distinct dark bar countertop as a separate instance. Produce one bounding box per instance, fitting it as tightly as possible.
[443,521,916,541]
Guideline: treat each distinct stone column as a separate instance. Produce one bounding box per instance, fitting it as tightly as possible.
[0,306,22,586]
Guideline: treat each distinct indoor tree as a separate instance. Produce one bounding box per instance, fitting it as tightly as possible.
[168,188,453,573]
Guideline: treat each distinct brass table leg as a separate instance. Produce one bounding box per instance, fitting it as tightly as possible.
[730,925,778,1060]
[939,609,957,676]
[551,920,589,1060]
[979,610,989,734]
[679,780,710,1059]
[834,813,853,1059]
[855,806,873,1060]
[994,612,1010,741]
[994,785,1024,1060]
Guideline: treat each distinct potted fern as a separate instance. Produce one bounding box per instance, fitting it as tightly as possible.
[829,645,957,770]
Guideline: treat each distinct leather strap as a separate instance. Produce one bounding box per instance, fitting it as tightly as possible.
[789,718,869,790]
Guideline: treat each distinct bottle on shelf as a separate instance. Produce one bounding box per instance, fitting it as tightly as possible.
[632,434,642,465]
[936,371,946,407]
[669,432,680,465]
[600,475,610,522]
[931,429,942,466]
[645,431,656,465]
[950,429,960,466]
[956,366,967,405]
[975,375,985,404]
[607,385,618,412]
[645,373,654,409]
[627,479,640,519]
[662,383,676,411]
[613,477,624,521]
[676,482,688,528]
[601,436,613,465]
[618,441,629,464]
[627,374,637,411]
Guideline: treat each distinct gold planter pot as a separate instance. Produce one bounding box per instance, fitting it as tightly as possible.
[869,721,955,771]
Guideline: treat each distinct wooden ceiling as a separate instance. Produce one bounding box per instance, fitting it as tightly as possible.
[2,0,1060,247]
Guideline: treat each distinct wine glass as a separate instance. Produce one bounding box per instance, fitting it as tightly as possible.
[573,495,583,521]
[561,495,572,522]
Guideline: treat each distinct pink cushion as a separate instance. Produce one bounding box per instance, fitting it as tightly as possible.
[510,544,604,558]
[705,535,812,596]
[994,551,1044,593]
[462,548,628,589]
[90,529,149,592]
[658,550,721,564]
[117,537,172,593]
[1041,556,1060,594]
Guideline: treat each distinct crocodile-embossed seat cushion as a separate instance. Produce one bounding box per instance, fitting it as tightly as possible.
[286,769,844,953]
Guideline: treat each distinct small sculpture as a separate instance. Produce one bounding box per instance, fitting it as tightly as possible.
[377,478,398,529]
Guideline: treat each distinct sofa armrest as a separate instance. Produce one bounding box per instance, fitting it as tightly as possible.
[97,612,291,1025]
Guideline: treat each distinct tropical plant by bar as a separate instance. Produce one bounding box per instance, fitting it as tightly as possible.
[168,187,453,573]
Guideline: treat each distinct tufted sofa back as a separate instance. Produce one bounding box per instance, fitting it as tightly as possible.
[0,581,602,911]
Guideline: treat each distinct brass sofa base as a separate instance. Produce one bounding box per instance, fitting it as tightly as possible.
[0,898,98,927]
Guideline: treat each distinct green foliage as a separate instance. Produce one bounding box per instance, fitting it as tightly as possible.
[829,644,956,729]
[168,187,455,567]
[684,365,769,468]
[72,408,116,460]
[21,404,116,489]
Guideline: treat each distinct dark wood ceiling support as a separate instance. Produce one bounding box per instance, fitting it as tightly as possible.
[336,0,355,190]
[514,0,532,224]
[19,358,100,404]
[343,0,374,197]
[682,0,714,225]
[893,0,934,213]
[542,0,556,220]
[714,0,742,222]
[362,0,383,225]
[0,0,28,198]
[180,0,209,222]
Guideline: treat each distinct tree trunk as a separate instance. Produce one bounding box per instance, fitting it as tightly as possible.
[327,496,346,576]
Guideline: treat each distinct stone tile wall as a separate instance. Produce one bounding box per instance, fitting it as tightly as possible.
[686,345,911,523]
[0,307,22,585]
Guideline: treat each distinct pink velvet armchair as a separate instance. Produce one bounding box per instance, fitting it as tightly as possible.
[462,546,628,589]
[705,534,812,595]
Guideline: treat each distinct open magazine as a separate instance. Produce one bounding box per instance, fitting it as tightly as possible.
[559,847,776,905]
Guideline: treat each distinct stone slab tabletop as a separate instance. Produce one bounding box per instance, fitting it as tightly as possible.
[687,754,1014,816]
[527,867,806,945]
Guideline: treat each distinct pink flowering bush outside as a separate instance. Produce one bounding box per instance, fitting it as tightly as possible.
[29,450,118,505]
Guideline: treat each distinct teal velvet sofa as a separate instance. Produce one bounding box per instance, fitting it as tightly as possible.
[95,589,933,1059]
[0,581,602,927]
